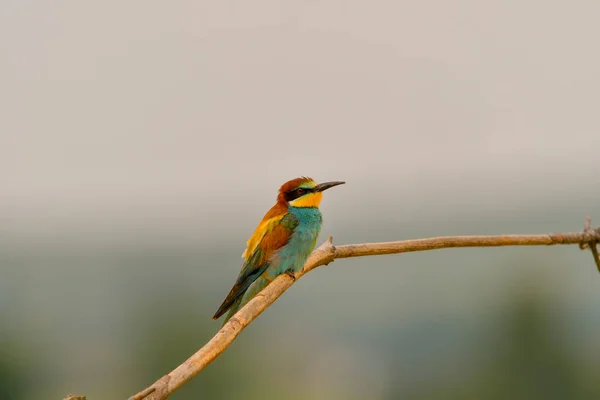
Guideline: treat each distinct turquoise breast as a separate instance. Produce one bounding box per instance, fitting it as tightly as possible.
[270,206,322,277]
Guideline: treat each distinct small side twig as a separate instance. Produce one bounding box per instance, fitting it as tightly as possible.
[129,218,600,400]
[580,216,600,272]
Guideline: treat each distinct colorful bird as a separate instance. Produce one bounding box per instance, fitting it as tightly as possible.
[213,177,345,324]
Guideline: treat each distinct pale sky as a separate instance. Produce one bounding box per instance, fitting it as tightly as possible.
[2,1,600,243]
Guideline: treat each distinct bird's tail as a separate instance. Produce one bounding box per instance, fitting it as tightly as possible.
[217,274,270,326]
[220,297,243,327]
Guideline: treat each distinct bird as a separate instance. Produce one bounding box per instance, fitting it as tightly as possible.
[213,177,345,324]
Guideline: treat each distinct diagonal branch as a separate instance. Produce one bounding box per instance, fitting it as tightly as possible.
[129,222,600,400]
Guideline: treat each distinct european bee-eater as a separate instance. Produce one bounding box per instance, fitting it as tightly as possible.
[213,177,345,324]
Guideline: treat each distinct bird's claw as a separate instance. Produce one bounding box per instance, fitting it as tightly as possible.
[284,269,296,281]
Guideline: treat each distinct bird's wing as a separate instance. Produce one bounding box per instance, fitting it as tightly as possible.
[212,212,299,319]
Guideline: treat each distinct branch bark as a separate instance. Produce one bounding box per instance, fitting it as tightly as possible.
[129,223,600,400]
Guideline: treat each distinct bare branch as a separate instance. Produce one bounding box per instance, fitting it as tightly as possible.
[129,223,600,400]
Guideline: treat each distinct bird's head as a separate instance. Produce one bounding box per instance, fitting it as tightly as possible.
[278,177,345,208]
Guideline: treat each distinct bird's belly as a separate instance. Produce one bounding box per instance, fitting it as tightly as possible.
[267,216,321,279]
[276,230,318,273]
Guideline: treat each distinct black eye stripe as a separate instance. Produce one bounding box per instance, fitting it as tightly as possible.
[284,187,314,202]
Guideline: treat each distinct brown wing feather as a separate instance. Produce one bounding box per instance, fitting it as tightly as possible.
[212,213,297,319]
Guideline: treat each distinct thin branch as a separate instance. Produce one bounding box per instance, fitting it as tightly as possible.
[129,222,600,400]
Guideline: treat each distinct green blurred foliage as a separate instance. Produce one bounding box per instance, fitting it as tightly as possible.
[1,247,600,399]
[386,291,600,400]
[0,341,25,400]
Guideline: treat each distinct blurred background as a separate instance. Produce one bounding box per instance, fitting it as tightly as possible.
[2,1,600,399]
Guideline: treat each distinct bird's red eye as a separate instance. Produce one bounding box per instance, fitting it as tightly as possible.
[297,188,305,195]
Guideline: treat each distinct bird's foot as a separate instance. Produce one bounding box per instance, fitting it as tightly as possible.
[284,269,296,281]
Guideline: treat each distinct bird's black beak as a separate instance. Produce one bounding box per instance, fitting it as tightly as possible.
[314,181,345,192]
